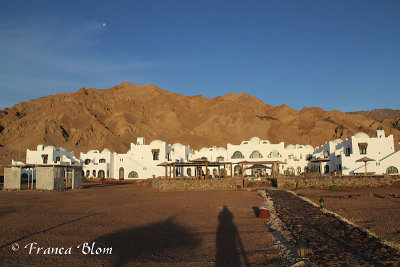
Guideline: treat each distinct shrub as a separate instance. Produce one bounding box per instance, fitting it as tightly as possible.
[297,192,307,197]
[310,185,317,189]
[329,184,339,190]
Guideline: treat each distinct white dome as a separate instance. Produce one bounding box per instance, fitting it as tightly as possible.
[249,137,261,143]
[217,147,226,151]
[286,144,295,150]
[150,140,164,145]
[199,147,208,153]
[305,145,314,150]
[172,143,184,148]
[354,132,369,139]
[45,145,56,151]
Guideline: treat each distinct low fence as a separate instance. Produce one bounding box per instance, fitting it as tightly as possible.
[151,178,238,191]
[276,174,400,189]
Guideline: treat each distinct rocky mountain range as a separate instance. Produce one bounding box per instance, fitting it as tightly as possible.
[1,82,399,175]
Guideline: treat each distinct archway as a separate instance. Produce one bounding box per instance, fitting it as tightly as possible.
[119,167,124,180]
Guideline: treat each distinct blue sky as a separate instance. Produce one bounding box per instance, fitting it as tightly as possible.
[0,0,399,111]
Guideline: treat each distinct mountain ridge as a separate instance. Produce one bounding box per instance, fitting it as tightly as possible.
[1,82,399,175]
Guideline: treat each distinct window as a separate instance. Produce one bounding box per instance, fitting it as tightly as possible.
[153,152,159,160]
[85,159,91,165]
[345,147,351,156]
[128,171,138,178]
[304,166,309,173]
[99,159,106,163]
[250,150,263,158]
[55,157,60,162]
[306,154,313,161]
[92,170,97,177]
[231,151,244,159]
[98,170,105,178]
[166,153,170,161]
[286,167,295,175]
[216,156,224,162]
[42,154,48,164]
[269,150,280,158]
[323,151,329,158]
[386,166,399,174]
[358,143,367,155]
[234,165,242,175]
[297,167,302,175]
[86,170,90,177]
[187,168,192,176]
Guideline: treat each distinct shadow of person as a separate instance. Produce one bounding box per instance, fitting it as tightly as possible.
[93,217,201,266]
[215,206,249,267]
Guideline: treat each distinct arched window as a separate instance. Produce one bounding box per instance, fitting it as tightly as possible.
[98,170,105,178]
[213,168,218,177]
[269,150,280,158]
[84,159,91,165]
[324,165,329,174]
[250,150,263,158]
[297,167,302,175]
[119,167,124,180]
[386,166,399,174]
[231,151,244,159]
[128,171,138,178]
[86,170,90,177]
[286,167,295,175]
[187,168,192,176]
[99,159,106,163]
[234,165,242,175]
[304,166,308,173]
[92,170,97,178]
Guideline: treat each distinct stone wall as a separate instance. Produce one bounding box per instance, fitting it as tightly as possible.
[151,179,238,191]
[276,175,400,189]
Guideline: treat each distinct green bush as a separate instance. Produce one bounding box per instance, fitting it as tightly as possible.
[329,184,339,190]
[297,192,307,197]
[310,185,317,189]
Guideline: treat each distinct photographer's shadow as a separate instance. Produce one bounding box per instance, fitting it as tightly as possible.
[215,206,249,267]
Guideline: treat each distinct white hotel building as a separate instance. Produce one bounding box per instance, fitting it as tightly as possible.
[12,130,400,179]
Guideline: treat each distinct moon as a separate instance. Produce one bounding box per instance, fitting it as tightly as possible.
[102,22,107,27]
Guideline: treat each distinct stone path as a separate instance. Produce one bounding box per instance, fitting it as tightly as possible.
[268,190,400,266]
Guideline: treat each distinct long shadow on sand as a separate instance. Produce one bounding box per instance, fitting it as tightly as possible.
[93,217,201,266]
[215,206,249,267]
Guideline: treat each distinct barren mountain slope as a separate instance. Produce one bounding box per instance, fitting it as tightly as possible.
[1,82,399,175]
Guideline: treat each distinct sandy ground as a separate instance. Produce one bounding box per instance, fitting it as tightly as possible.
[0,183,282,267]
[300,187,400,247]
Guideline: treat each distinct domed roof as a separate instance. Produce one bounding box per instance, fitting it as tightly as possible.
[354,132,369,139]
[199,147,208,153]
[305,145,314,150]
[172,143,184,148]
[286,144,295,150]
[249,137,261,143]
[45,145,56,150]
[150,140,164,145]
